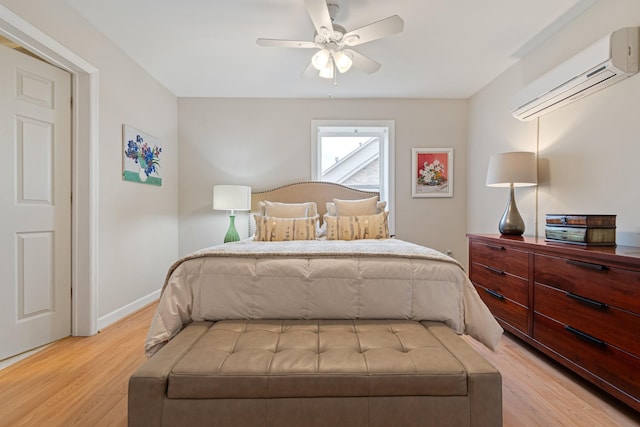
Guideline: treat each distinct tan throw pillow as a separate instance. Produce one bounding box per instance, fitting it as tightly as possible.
[325,212,389,240]
[333,196,379,216]
[326,202,337,216]
[326,200,386,216]
[259,201,318,218]
[254,215,318,241]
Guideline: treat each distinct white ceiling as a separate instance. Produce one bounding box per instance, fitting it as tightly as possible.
[63,0,596,99]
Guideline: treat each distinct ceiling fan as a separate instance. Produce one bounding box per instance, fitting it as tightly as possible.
[256,0,404,79]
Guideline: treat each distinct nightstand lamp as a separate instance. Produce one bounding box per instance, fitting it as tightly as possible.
[486,152,537,236]
[213,185,252,243]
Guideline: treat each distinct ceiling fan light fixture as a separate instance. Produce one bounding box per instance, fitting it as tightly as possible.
[312,49,331,71]
[257,1,404,80]
[318,59,335,79]
[333,50,353,73]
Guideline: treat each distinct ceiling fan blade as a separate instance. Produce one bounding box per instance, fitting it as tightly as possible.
[301,62,318,78]
[303,0,333,37]
[345,49,381,74]
[256,38,317,48]
[343,15,404,46]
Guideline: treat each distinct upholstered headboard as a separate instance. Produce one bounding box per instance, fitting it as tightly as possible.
[251,181,379,219]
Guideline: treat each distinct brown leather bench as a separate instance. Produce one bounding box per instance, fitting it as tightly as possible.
[129,320,501,426]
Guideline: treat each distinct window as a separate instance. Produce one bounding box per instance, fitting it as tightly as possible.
[311,120,395,234]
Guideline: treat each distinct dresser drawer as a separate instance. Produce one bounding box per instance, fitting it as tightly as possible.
[534,253,640,314]
[470,241,529,279]
[534,313,640,401]
[471,262,528,306]
[534,283,640,356]
[474,284,528,333]
[468,233,640,411]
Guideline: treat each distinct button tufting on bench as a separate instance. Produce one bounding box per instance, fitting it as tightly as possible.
[167,319,469,399]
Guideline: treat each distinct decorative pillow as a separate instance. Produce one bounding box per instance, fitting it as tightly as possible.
[326,200,387,216]
[324,211,389,240]
[254,215,318,241]
[258,201,318,218]
[333,196,379,216]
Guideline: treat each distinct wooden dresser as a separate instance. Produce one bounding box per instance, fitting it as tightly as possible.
[467,233,640,412]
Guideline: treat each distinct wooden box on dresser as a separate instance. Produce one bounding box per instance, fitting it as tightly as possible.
[467,233,640,412]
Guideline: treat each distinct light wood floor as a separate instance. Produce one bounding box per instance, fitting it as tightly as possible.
[462,336,639,426]
[0,303,638,426]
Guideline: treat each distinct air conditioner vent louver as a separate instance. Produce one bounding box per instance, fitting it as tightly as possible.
[512,27,639,121]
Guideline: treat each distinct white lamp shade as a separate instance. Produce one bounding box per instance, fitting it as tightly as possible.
[213,185,252,211]
[312,49,331,71]
[333,50,353,73]
[318,59,335,79]
[486,152,537,188]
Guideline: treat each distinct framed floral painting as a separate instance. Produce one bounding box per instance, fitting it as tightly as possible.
[122,125,162,186]
[411,148,453,198]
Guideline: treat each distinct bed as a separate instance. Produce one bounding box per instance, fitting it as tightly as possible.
[129,181,503,427]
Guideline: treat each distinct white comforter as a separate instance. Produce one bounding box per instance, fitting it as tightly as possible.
[144,238,503,357]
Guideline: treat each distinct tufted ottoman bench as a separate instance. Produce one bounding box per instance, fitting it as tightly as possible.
[129,320,501,427]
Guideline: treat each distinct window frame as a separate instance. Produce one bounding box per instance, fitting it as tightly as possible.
[311,120,395,235]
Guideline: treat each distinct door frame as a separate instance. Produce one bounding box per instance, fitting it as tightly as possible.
[0,5,99,336]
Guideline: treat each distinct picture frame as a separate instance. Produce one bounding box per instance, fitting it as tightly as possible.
[411,148,453,198]
[122,124,163,186]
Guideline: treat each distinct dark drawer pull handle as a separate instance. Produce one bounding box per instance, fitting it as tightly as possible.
[567,259,608,271]
[566,293,608,310]
[486,244,505,251]
[564,325,606,347]
[485,289,505,300]
[484,266,505,275]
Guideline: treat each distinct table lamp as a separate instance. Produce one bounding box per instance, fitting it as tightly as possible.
[486,152,537,236]
[213,185,252,243]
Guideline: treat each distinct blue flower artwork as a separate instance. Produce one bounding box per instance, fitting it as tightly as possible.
[122,125,163,186]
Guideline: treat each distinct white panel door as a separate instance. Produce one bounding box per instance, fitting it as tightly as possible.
[0,44,71,360]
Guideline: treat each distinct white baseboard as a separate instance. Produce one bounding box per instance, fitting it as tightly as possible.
[0,344,52,371]
[97,289,160,331]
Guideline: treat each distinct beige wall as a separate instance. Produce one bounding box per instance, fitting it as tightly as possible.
[7,0,636,334]
[0,0,179,328]
[468,0,640,248]
[178,98,470,263]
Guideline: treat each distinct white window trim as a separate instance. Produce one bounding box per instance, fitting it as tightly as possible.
[311,120,395,235]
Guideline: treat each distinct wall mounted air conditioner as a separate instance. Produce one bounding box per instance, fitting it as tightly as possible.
[512,27,639,121]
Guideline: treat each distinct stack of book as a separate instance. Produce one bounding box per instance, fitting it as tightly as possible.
[545,214,616,246]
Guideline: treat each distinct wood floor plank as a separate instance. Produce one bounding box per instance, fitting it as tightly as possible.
[462,333,640,426]
[0,302,638,426]
[0,303,153,427]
